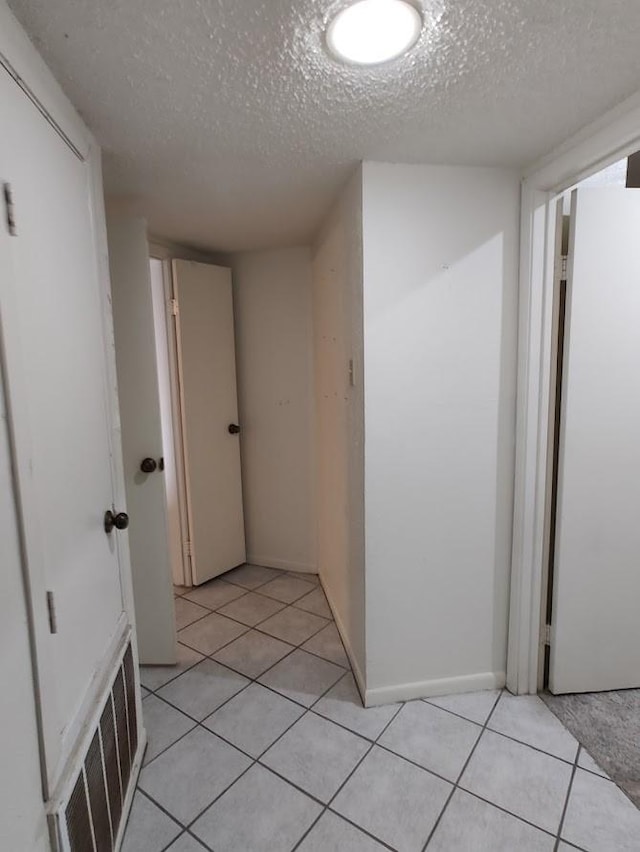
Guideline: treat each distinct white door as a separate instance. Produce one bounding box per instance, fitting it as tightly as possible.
[0,69,126,787]
[172,260,246,584]
[108,217,177,665]
[549,187,640,694]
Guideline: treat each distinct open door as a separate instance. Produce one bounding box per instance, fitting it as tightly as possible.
[108,217,177,665]
[549,187,640,694]
[172,260,246,584]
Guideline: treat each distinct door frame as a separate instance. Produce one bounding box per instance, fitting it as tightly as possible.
[148,253,192,587]
[507,89,640,695]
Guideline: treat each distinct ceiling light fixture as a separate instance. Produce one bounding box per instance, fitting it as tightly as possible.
[326,0,423,66]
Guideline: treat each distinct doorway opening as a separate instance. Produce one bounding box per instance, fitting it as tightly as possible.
[149,256,246,591]
[536,153,640,807]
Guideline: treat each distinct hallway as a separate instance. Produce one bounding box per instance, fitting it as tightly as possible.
[124,566,640,852]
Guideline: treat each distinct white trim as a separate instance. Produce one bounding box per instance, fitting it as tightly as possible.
[365,672,506,708]
[507,89,640,695]
[320,578,366,702]
[47,618,130,813]
[147,237,224,265]
[159,257,191,587]
[0,2,90,158]
[247,555,318,574]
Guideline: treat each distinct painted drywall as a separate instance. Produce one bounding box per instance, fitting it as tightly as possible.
[362,162,520,702]
[108,215,177,664]
[311,169,366,685]
[0,366,49,852]
[232,249,316,574]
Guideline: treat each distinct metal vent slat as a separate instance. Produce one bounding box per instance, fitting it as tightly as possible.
[123,644,138,758]
[100,697,122,835]
[65,772,94,852]
[112,668,131,792]
[58,639,138,852]
[85,731,112,852]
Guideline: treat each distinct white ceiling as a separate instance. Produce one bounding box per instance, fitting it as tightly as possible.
[8,0,640,252]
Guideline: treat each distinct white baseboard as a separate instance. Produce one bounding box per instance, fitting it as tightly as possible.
[247,554,317,575]
[365,670,506,707]
[319,578,366,702]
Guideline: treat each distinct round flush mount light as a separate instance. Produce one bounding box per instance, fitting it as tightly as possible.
[326,0,423,66]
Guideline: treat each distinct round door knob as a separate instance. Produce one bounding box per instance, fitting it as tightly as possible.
[104,510,130,534]
[228,423,241,435]
[140,457,157,473]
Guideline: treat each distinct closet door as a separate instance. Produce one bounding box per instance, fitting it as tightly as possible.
[173,260,246,584]
[549,187,640,694]
[0,67,127,788]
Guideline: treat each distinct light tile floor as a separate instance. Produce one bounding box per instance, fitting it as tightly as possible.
[124,565,640,852]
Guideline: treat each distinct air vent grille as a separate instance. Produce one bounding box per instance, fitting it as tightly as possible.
[112,669,131,792]
[123,644,138,759]
[99,696,122,835]
[59,637,139,852]
[85,731,112,852]
[65,772,93,852]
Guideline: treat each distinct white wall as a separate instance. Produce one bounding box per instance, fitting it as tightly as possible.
[232,249,317,573]
[311,170,366,685]
[0,368,49,852]
[362,162,520,702]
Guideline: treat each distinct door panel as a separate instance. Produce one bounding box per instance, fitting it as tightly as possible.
[549,187,640,694]
[173,260,246,584]
[108,218,177,665]
[0,69,125,781]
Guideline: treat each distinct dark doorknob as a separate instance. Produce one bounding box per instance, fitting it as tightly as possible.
[104,510,130,534]
[228,423,241,435]
[140,457,158,473]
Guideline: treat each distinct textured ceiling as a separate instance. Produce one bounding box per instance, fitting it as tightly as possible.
[8,0,640,251]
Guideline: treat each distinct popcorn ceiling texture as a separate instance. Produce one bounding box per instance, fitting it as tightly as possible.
[8,0,640,251]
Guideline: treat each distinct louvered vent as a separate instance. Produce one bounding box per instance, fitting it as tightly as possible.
[59,636,140,852]
[66,773,93,852]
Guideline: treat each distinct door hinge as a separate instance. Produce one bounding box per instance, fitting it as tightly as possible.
[543,623,552,646]
[3,182,17,236]
[560,254,568,280]
[46,591,58,634]
[170,298,179,317]
[184,540,192,557]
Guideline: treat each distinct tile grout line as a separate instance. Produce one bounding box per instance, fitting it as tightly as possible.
[154,574,334,677]
[175,601,332,664]
[143,608,349,727]
[175,621,343,685]
[176,647,364,846]
[152,571,593,852]
[289,697,407,852]
[141,653,337,769]
[421,696,584,770]
[553,744,580,851]
[146,656,589,783]
[137,616,353,845]
[141,663,588,849]
[137,698,591,852]
[135,570,332,848]
[421,688,504,850]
